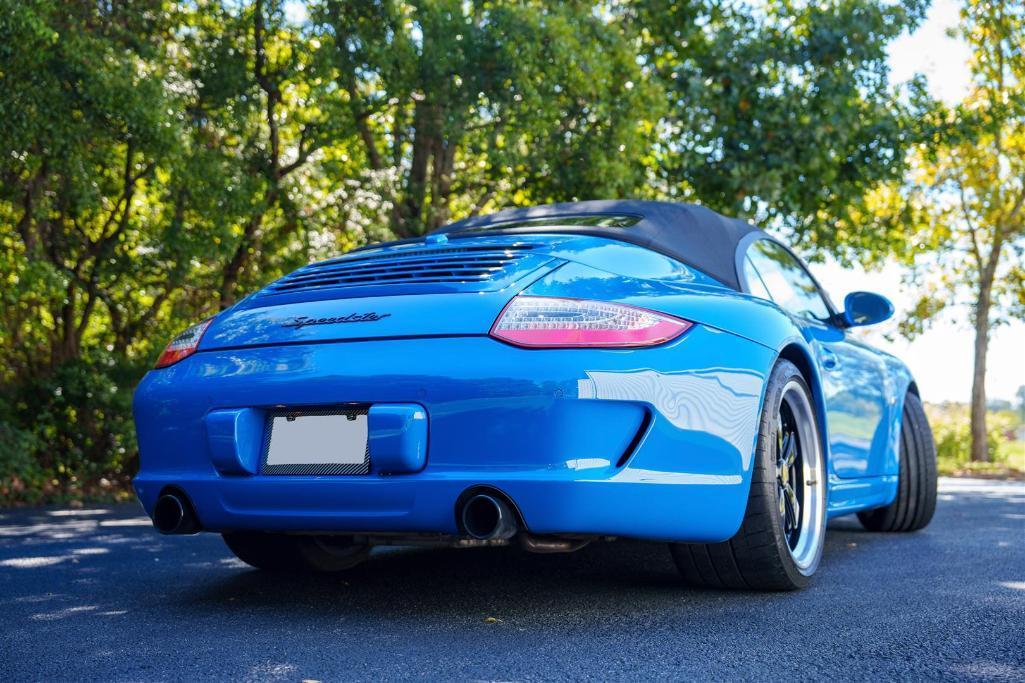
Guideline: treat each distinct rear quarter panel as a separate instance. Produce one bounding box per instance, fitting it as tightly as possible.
[527,259,913,517]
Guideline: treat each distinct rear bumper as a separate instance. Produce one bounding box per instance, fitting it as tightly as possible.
[134,470,751,542]
[133,332,773,543]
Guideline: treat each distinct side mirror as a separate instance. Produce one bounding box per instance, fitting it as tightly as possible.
[841,291,894,327]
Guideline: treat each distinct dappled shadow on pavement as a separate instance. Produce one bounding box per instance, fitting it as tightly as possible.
[1,479,1023,681]
[183,519,896,620]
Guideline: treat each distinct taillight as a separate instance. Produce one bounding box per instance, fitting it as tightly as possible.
[490,296,692,348]
[155,318,213,368]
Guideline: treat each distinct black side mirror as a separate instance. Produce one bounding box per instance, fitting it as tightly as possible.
[841,291,894,327]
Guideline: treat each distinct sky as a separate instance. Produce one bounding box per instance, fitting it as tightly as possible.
[809,0,1024,405]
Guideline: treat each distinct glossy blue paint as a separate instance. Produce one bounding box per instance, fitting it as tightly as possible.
[367,404,429,474]
[800,321,891,478]
[826,474,900,517]
[134,327,772,542]
[842,291,895,327]
[200,235,724,352]
[133,229,918,544]
[206,408,263,475]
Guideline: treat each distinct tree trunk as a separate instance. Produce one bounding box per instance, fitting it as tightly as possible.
[218,0,282,309]
[969,274,994,463]
[397,102,434,237]
[220,211,264,308]
[427,135,457,230]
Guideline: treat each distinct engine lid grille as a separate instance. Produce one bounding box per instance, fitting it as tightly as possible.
[256,242,551,301]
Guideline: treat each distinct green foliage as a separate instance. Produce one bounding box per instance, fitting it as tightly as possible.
[0,353,142,504]
[0,0,179,503]
[927,403,1025,477]
[0,0,933,503]
[631,0,929,252]
[313,0,659,235]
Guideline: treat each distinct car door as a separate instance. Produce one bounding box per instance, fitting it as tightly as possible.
[741,239,890,478]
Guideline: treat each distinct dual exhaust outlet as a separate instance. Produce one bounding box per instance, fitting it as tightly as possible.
[152,490,514,540]
[460,493,518,541]
[153,492,200,535]
[154,489,583,552]
[459,493,589,552]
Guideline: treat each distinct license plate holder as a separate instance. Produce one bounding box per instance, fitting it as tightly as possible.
[261,407,370,475]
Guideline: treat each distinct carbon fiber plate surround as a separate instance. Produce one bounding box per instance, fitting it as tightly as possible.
[260,406,370,475]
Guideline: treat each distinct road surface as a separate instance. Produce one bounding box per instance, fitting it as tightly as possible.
[1,478,1023,681]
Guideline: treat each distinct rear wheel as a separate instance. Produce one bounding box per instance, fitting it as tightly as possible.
[670,360,827,590]
[857,392,937,532]
[222,532,370,572]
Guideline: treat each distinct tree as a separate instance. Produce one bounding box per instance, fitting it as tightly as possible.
[858,0,1024,462]
[630,0,928,251]
[313,0,659,237]
[955,0,1025,463]
[0,0,180,371]
[0,0,185,495]
[172,0,363,307]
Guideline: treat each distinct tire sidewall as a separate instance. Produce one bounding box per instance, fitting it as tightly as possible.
[756,360,827,588]
[297,536,370,572]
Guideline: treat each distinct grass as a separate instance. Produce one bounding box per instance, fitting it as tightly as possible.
[928,403,1025,480]
[937,456,1025,479]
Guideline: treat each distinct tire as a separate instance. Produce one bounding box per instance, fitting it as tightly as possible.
[223,532,370,572]
[857,392,937,532]
[670,359,827,591]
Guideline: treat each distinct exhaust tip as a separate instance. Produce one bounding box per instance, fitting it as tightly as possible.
[153,492,199,535]
[461,493,517,540]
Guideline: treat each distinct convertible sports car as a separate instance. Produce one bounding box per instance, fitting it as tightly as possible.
[133,200,937,590]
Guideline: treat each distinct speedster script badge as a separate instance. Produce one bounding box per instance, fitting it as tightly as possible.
[281,312,391,330]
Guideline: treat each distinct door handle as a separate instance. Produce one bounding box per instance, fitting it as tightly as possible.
[820,349,839,370]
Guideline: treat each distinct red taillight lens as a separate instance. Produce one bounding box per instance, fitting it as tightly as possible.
[155,318,213,368]
[490,296,692,348]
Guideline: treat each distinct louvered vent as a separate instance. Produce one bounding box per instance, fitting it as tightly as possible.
[264,244,539,295]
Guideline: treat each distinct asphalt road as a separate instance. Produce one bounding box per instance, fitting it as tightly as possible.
[1,478,1023,682]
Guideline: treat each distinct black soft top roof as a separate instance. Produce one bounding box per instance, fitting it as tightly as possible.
[435,200,764,290]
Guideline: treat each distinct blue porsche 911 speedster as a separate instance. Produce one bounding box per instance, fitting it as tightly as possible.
[133,200,937,590]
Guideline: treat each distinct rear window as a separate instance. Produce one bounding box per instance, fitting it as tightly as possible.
[458,214,641,233]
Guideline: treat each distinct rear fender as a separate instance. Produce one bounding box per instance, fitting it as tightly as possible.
[525,263,803,535]
[526,262,867,515]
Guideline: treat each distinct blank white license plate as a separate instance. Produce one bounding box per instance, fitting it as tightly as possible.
[263,411,369,475]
